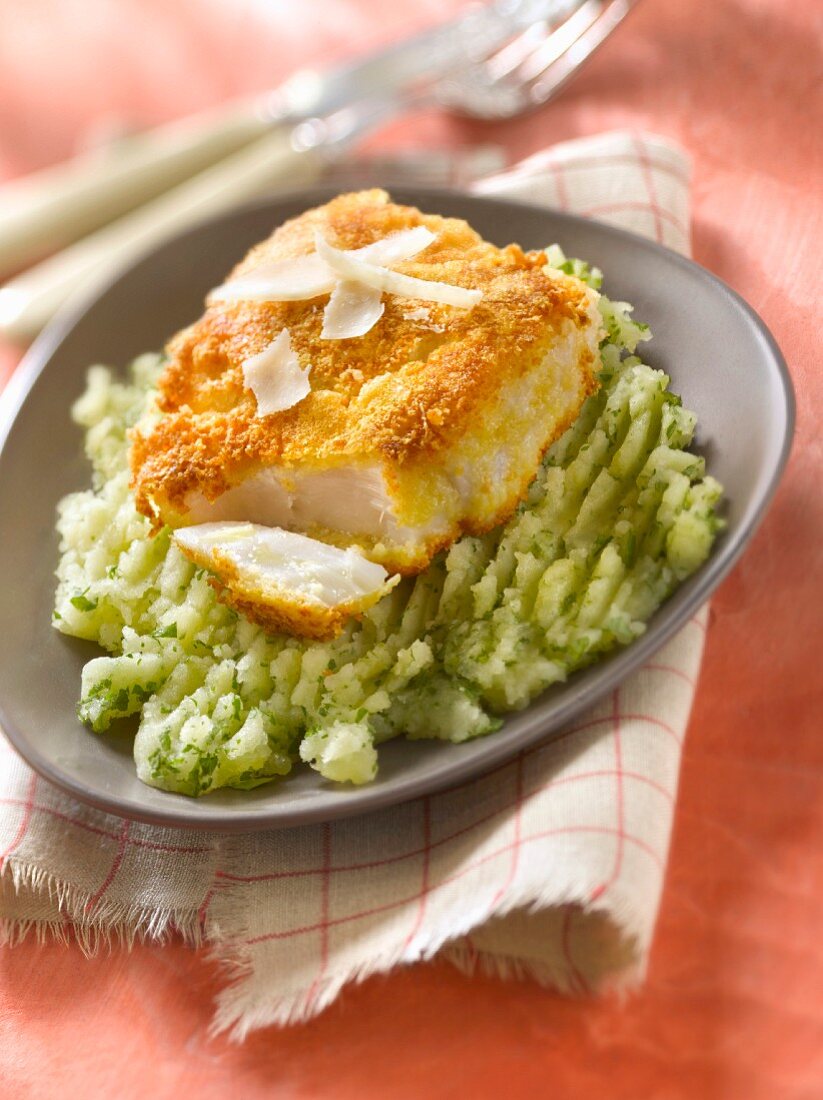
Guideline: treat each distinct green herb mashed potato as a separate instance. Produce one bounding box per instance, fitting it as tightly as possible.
[53,250,723,796]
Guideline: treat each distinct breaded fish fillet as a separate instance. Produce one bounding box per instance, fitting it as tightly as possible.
[131,190,602,574]
[173,523,397,640]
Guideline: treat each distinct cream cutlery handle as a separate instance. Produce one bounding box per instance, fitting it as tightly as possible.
[0,132,322,342]
[0,102,270,278]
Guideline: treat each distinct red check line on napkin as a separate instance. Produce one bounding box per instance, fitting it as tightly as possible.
[478,133,689,250]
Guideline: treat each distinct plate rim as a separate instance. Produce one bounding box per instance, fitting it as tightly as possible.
[0,187,796,831]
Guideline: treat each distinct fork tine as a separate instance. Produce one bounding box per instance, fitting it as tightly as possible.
[509,0,639,105]
[513,0,607,82]
[484,2,581,82]
[437,0,640,121]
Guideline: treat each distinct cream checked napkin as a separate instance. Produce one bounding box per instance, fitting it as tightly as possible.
[0,131,701,1037]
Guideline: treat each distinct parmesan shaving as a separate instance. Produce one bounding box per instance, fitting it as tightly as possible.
[314,232,482,310]
[241,328,311,415]
[321,281,384,340]
[210,253,334,304]
[209,227,435,306]
[358,225,435,266]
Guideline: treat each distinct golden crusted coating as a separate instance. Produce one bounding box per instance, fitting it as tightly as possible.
[213,591,348,641]
[174,534,394,641]
[130,190,598,519]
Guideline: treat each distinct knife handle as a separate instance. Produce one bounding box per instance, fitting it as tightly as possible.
[0,131,322,342]
[0,100,271,279]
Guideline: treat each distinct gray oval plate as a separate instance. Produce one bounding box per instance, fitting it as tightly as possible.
[0,187,794,831]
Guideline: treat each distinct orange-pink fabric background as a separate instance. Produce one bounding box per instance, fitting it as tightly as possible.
[0,1,821,1096]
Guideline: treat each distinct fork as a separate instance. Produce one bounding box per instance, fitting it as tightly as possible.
[438,0,639,119]
[0,0,640,341]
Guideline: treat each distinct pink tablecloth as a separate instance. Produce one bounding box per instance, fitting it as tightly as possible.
[0,1,821,1096]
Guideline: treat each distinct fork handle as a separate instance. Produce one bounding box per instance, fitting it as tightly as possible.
[0,100,270,279]
[0,131,322,342]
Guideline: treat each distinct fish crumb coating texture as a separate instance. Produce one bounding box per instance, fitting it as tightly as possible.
[130,190,602,573]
